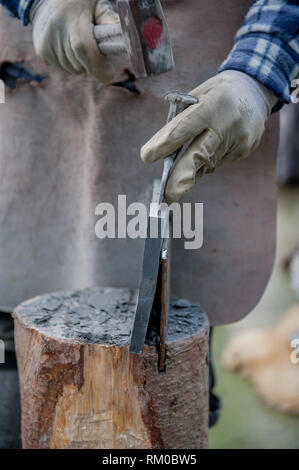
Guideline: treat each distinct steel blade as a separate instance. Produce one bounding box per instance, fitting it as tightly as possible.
[129,213,165,354]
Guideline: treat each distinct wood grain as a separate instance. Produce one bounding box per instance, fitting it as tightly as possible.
[14,288,209,449]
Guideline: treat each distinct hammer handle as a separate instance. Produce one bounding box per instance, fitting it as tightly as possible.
[94,24,127,55]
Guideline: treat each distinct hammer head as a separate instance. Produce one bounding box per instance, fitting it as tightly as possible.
[117,0,174,78]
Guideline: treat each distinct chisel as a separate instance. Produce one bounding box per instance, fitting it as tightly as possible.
[129,92,198,366]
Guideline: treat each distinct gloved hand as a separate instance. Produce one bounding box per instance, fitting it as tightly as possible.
[141,70,277,203]
[31,0,119,82]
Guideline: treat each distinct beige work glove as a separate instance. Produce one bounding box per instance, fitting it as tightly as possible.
[30,0,119,82]
[141,70,277,202]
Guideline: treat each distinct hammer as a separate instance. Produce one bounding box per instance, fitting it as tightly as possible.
[94,0,174,78]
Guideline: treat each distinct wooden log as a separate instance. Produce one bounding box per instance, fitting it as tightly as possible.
[13,288,209,449]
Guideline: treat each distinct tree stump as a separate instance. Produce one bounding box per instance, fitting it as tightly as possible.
[13,288,209,449]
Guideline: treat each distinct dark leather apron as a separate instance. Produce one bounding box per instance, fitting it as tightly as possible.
[0,0,279,324]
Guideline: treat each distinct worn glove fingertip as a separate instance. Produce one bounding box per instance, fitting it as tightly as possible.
[165,180,185,203]
[95,0,120,25]
[164,191,180,204]
[165,175,197,203]
[140,144,154,163]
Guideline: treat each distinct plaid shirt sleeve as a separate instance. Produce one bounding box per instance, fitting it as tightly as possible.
[218,0,299,107]
[0,0,35,25]
[2,1,299,106]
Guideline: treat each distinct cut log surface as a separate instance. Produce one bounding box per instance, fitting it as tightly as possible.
[14,288,209,449]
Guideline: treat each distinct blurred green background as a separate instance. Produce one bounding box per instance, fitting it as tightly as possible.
[209,187,299,449]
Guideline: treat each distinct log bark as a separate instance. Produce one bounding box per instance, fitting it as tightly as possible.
[14,288,209,449]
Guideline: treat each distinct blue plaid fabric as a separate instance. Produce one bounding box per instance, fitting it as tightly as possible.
[219,0,299,106]
[0,0,34,25]
[1,0,299,106]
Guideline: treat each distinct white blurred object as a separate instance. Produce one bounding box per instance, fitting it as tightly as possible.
[222,303,299,415]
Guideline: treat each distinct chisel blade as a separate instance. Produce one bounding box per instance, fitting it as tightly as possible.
[129,93,198,357]
[129,212,165,354]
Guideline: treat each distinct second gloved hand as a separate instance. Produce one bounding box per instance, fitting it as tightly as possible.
[141,71,277,202]
[31,0,119,82]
